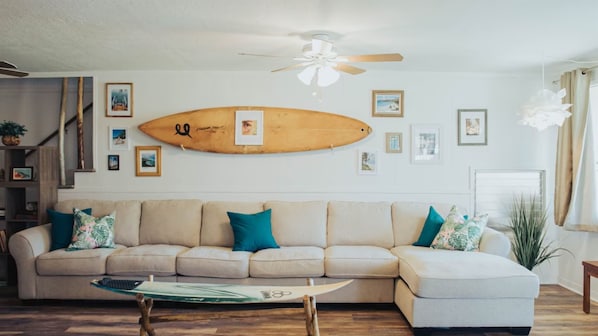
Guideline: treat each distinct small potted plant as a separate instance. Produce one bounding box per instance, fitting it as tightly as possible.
[0,120,27,146]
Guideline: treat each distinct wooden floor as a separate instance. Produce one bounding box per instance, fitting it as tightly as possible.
[0,285,595,335]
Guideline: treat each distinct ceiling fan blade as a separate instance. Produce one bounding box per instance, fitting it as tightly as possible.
[238,52,289,58]
[335,63,366,75]
[0,68,28,77]
[271,62,311,73]
[339,53,403,62]
[0,60,18,69]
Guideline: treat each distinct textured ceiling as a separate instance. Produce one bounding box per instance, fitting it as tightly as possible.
[2,0,598,76]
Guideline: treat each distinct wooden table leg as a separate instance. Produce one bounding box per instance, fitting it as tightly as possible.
[137,293,156,336]
[303,278,320,336]
[584,264,591,314]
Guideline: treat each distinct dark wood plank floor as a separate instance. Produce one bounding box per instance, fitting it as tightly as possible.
[0,285,595,335]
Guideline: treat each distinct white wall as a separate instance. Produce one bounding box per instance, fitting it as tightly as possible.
[61,70,545,199]
[8,69,568,283]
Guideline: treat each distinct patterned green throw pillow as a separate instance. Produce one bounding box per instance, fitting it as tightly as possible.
[430,206,488,251]
[66,209,116,251]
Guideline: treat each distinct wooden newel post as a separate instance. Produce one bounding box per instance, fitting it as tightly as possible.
[76,76,85,169]
[58,78,68,186]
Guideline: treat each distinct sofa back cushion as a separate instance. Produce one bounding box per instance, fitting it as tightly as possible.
[391,202,457,246]
[140,199,203,247]
[327,201,393,248]
[264,201,327,248]
[54,199,141,246]
[201,201,264,246]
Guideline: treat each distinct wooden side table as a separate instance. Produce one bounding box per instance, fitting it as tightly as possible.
[583,261,598,313]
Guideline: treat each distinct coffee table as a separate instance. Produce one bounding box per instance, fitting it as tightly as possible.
[92,276,352,336]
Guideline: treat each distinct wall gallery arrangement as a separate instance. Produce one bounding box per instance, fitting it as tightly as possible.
[102,82,487,176]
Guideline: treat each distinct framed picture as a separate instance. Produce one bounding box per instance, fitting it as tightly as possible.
[385,132,403,153]
[11,166,33,181]
[109,126,130,150]
[105,83,133,117]
[411,124,442,164]
[235,110,264,145]
[25,201,38,212]
[372,90,404,117]
[358,149,379,175]
[108,154,120,171]
[135,146,161,177]
[458,109,487,145]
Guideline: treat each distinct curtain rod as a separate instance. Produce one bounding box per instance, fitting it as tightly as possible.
[582,64,598,74]
[550,65,597,84]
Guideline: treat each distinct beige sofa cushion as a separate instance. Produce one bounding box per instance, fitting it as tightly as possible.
[36,245,124,276]
[250,246,324,278]
[327,201,393,248]
[177,246,251,278]
[325,246,399,278]
[54,199,141,246]
[391,202,460,246]
[201,201,264,246]
[107,244,188,276]
[391,245,540,299]
[265,201,327,248]
[140,199,202,247]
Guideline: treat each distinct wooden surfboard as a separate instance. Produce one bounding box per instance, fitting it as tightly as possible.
[138,106,372,154]
[91,278,352,303]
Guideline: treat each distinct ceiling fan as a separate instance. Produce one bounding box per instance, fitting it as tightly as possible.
[241,34,403,87]
[0,61,29,77]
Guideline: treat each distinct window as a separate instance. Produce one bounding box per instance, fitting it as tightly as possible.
[474,169,545,230]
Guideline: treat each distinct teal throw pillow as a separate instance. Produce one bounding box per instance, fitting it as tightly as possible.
[413,206,445,247]
[227,209,279,252]
[66,209,116,251]
[48,208,92,251]
[430,206,488,252]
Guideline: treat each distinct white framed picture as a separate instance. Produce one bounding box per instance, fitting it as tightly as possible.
[109,126,130,151]
[411,124,442,164]
[235,110,264,146]
[358,148,379,175]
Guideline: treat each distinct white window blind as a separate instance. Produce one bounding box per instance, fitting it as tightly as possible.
[474,169,545,230]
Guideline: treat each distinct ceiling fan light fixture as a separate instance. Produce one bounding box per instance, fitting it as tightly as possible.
[297,65,317,85]
[317,65,340,87]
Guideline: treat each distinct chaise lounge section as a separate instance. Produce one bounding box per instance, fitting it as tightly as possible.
[9,199,539,334]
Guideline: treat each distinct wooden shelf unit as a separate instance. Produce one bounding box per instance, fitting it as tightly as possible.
[0,146,58,285]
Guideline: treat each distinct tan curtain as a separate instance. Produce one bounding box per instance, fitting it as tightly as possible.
[554,69,592,227]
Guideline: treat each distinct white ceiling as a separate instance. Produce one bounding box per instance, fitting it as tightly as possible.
[2,0,598,76]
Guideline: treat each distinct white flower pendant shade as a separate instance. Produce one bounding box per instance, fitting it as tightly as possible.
[519,88,572,131]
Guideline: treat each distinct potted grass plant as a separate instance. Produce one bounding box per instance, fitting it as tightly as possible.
[0,120,27,146]
[508,195,569,271]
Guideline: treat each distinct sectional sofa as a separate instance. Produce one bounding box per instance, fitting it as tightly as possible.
[9,199,539,335]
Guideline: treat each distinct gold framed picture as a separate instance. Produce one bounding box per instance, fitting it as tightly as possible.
[106,82,133,117]
[385,132,403,153]
[135,146,161,177]
[372,90,404,117]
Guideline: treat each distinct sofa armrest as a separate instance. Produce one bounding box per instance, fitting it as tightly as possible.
[8,224,52,299]
[479,227,511,257]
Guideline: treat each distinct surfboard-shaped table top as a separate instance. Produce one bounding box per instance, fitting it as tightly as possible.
[91,278,353,304]
[138,106,372,154]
